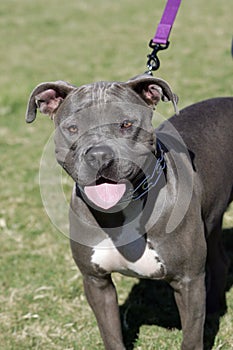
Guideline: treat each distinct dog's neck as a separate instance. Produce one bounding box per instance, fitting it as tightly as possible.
[74,143,167,261]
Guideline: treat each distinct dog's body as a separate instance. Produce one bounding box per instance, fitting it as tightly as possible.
[26,75,233,350]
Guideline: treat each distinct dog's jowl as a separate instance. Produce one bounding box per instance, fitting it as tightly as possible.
[26,74,233,350]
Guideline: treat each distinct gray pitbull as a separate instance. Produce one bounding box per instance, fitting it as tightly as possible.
[26,74,233,350]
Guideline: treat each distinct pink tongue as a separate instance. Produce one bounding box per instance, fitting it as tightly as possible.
[84,183,126,209]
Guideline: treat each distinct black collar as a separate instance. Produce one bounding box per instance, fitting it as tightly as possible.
[121,140,166,202]
[76,141,166,204]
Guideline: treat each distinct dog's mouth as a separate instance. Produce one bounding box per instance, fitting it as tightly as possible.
[83,177,127,210]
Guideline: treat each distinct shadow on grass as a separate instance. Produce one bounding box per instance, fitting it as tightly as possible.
[120,228,233,350]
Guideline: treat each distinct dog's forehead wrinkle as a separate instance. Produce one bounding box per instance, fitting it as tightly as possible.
[58,83,153,129]
[71,81,150,109]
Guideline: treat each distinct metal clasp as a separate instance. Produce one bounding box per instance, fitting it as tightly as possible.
[146,40,170,74]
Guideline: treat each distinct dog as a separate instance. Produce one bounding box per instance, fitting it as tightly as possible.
[26,74,233,349]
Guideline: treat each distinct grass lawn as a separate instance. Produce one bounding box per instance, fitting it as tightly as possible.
[0,0,233,349]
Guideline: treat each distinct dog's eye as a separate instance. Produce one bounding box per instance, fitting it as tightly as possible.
[68,125,78,134]
[120,120,133,129]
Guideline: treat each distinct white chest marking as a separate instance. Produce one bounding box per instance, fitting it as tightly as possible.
[91,238,166,279]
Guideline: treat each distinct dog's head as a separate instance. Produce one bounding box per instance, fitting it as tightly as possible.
[26,75,178,210]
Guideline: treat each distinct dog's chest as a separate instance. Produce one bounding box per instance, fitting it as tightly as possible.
[91,238,166,279]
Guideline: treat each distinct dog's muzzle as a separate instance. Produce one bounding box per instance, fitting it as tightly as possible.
[80,144,127,210]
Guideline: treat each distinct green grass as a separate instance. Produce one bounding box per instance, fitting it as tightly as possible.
[0,0,233,349]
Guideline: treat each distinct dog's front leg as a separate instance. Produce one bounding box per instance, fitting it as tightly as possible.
[83,274,125,350]
[172,273,206,350]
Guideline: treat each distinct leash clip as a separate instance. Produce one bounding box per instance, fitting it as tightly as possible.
[146,40,170,74]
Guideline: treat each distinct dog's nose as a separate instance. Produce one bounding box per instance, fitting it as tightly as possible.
[84,145,115,170]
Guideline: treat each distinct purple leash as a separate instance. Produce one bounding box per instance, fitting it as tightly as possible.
[146,0,182,73]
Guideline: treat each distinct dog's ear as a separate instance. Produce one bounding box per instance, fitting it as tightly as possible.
[125,74,179,114]
[25,81,76,123]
